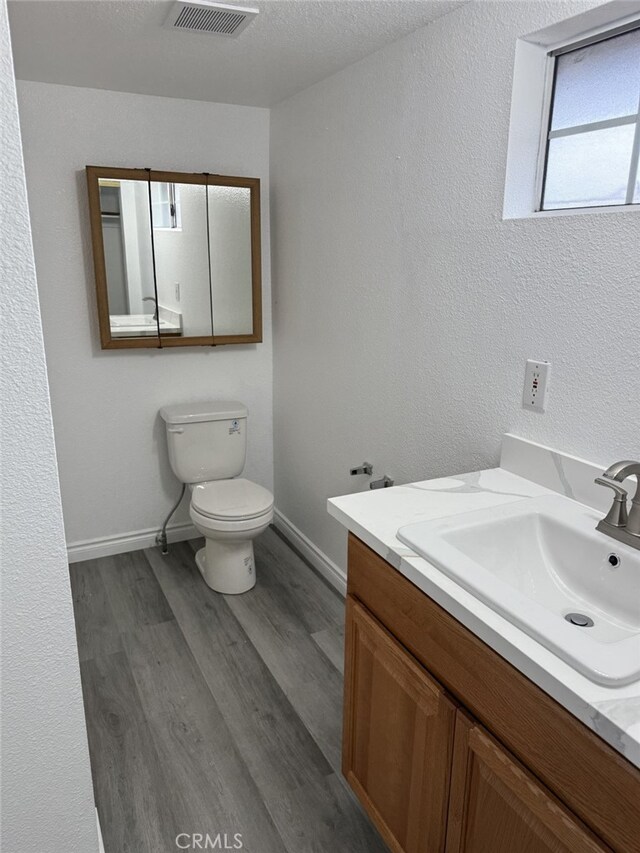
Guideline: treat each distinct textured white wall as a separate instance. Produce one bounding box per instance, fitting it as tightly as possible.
[0,3,98,850]
[153,183,212,337]
[16,81,272,546]
[271,0,640,571]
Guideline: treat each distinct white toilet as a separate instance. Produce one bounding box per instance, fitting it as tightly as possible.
[160,401,273,594]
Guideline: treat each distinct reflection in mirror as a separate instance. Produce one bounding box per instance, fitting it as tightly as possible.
[98,178,160,339]
[152,182,211,339]
[208,185,253,336]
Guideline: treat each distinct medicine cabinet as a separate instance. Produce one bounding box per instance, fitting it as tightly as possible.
[86,166,262,349]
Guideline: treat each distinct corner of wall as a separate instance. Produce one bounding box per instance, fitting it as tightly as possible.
[0,2,99,849]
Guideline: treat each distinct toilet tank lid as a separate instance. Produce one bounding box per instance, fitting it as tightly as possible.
[160,401,248,425]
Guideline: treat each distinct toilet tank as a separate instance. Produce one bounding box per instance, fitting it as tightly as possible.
[160,401,248,484]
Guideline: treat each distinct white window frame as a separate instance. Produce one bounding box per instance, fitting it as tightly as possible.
[535,20,640,213]
[503,3,640,220]
[150,182,182,231]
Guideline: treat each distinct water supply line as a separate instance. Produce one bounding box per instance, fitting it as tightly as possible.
[155,484,186,555]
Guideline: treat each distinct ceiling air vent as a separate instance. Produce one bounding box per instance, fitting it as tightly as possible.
[165,1,258,37]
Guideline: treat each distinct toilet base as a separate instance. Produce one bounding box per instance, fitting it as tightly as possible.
[195,538,256,594]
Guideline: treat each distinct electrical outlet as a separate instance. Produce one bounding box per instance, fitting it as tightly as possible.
[175,282,181,302]
[523,359,551,413]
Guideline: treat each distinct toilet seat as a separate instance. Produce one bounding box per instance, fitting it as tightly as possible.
[190,504,273,536]
[191,478,273,522]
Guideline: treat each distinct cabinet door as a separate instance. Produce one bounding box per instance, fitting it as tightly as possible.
[446,712,610,853]
[343,596,457,853]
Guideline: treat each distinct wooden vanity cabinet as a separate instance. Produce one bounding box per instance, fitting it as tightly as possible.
[343,534,640,853]
[446,713,608,853]
[343,598,456,853]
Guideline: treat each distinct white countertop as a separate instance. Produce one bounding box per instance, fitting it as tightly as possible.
[110,308,183,338]
[328,465,640,768]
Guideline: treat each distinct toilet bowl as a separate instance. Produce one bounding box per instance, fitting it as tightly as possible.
[189,478,274,594]
[160,400,273,595]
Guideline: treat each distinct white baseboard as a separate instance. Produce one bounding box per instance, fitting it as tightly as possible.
[67,522,199,563]
[68,512,346,598]
[273,508,346,596]
[96,808,105,853]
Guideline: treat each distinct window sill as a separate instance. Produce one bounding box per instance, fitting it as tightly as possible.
[505,203,640,221]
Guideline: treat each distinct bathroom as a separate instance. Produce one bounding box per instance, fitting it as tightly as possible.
[1,0,639,851]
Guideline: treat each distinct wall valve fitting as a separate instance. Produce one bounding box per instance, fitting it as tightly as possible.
[350,462,373,476]
[370,475,394,490]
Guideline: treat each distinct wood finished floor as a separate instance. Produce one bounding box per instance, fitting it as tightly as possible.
[69,528,387,853]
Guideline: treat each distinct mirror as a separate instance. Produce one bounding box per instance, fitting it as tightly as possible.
[152,179,210,340]
[208,185,254,336]
[86,167,262,348]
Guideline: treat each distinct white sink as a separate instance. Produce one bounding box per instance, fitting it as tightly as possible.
[398,494,640,686]
[111,316,156,327]
[110,314,181,337]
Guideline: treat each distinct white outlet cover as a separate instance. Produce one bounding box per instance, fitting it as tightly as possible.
[523,359,551,413]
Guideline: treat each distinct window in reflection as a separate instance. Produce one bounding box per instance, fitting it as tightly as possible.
[151,182,182,230]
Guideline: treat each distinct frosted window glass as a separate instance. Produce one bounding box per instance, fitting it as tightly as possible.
[551,28,640,130]
[543,124,635,209]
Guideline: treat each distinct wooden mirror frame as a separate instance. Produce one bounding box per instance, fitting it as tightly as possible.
[86,166,262,349]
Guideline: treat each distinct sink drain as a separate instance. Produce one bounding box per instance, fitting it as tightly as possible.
[565,612,594,627]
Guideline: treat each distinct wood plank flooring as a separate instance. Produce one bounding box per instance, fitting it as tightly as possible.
[69,527,387,853]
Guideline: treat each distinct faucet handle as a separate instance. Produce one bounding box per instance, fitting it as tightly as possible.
[595,477,629,527]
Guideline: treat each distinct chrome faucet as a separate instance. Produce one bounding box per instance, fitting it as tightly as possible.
[142,296,158,320]
[595,460,640,551]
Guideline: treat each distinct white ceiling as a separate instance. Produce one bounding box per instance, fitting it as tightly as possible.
[8,0,463,107]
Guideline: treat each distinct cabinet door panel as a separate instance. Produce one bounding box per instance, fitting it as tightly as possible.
[446,712,610,853]
[343,597,456,853]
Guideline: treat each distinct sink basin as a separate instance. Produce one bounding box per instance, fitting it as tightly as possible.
[398,494,640,685]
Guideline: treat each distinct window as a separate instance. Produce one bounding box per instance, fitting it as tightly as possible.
[540,25,640,211]
[150,182,182,229]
